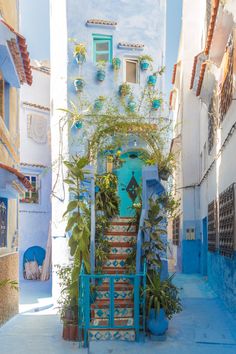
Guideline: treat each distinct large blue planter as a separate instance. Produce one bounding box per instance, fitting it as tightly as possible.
[147,308,168,336]
[147,75,157,86]
[74,79,85,92]
[140,59,150,71]
[97,70,106,81]
[128,100,136,112]
[75,53,85,64]
[152,99,161,110]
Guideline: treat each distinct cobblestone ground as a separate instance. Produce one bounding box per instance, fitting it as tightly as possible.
[0,274,236,354]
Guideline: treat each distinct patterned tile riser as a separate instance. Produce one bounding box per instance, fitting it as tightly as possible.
[104,235,136,242]
[94,307,133,319]
[96,290,133,300]
[91,318,134,326]
[104,259,128,268]
[110,247,133,255]
[89,330,135,341]
[107,224,136,233]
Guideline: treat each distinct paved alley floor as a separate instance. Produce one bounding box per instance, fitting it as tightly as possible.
[0,274,236,354]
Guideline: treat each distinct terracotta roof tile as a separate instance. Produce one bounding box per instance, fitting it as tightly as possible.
[169,90,173,109]
[0,19,32,85]
[196,62,207,96]
[86,19,117,27]
[172,64,177,84]
[118,42,144,49]
[205,0,220,55]
[0,162,32,190]
[190,52,204,90]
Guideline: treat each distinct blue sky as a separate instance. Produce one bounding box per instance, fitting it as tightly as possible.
[165,0,182,97]
[19,0,182,97]
[19,0,50,60]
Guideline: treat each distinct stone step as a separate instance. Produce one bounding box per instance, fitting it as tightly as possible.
[104,234,136,243]
[89,329,135,341]
[102,267,129,274]
[111,217,133,223]
[104,258,128,268]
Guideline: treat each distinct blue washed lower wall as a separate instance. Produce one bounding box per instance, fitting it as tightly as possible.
[208,251,236,313]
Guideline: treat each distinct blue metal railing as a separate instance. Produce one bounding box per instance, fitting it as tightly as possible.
[78,262,146,348]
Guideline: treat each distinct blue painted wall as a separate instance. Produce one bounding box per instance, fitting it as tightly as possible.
[208,251,236,313]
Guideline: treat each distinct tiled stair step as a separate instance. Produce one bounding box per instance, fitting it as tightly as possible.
[102,267,129,274]
[101,278,132,285]
[104,234,136,243]
[109,244,133,255]
[96,288,133,300]
[112,217,133,223]
[96,283,133,291]
[88,329,135,341]
[92,299,133,308]
[107,223,136,233]
[92,306,133,319]
[104,258,129,268]
[91,317,134,326]
[104,230,136,236]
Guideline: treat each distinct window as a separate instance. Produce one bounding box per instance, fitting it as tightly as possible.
[0,71,10,128]
[20,175,40,204]
[172,215,180,246]
[0,197,7,248]
[125,59,139,84]
[93,34,112,63]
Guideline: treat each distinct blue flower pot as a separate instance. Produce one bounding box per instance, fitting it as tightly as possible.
[94,99,104,111]
[152,99,161,110]
[97,70,106,81]
[75,53,85,65]
[112,58,121,70]
[128,100,136,112]
[147,75,157,86]
[147,308,168,336]
[74,79,85,92]
[140,60,150,71]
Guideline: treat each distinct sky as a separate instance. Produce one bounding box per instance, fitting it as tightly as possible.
[19,0,50,61]
[165,0,182,98]
[19,0,182,96]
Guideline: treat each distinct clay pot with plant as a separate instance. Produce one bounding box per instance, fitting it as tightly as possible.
[139,54,153,71]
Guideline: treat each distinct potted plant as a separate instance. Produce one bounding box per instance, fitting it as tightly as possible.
[94,96,106,111]
[73,120,83,129]
[158,153,175,181]
[145,271,182,336]
[119,82,131,97]
[128,94,136,112]
[73,43,86,64]
[139,55,153,71]
[147,73,157,86]
[112,57,121,71]
[152,96,162,110]
[74,77,85,92]
[96,60,107,81]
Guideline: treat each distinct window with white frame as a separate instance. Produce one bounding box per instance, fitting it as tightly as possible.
[20,175,40,204]
[125,59,139,84]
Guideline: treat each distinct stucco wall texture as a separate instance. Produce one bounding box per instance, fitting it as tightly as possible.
[0,253,19,325]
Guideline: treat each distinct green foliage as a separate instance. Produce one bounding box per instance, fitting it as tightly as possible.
[0,279,18,291]
[95,173,120,219]
[95,238,111,273]
[145,271,182,319]
[96,60,107,71]
[73,43,87,57]
[138,55,153,63]
[55,264,75,319]
[63,155,91,304]
[142,197,166,270]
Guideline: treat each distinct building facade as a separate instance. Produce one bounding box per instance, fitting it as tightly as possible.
[170,0,236,312]
[19,61,51,282]
[0,0,32,325]
[50,0,167,287]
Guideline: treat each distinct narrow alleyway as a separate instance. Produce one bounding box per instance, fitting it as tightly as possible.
[0,274,236,354]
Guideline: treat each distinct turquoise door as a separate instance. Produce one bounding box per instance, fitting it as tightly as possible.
[115,152,144,217]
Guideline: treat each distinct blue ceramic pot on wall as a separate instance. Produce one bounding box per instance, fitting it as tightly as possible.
[94,99,104,111]
[97,70,106,81]
[112,58,121,70]
[140,59,149,71]
[74,79,85,92]
[128,101,136,112]
[152,99,161,110]
[73,120,83,129]
[75,53,85,65]
[147,75,157,86]
[147,308,169,336]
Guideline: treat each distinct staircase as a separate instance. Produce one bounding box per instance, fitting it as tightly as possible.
[89,217,137,341]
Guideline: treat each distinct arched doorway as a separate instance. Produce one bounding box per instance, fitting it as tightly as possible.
[115,151,145,217]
